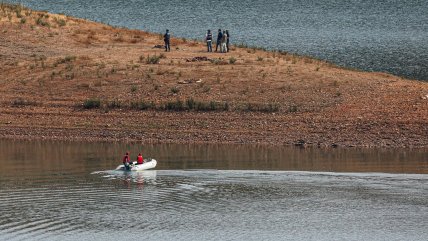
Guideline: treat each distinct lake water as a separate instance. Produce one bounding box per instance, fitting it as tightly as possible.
[5,0,428,80]
[0,139,427,240]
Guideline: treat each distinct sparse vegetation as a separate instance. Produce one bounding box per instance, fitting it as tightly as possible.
[55,55,76,65]
[83,98,101,109]
[202,85,211,93]
[288,105,298,113]
[130,100,154,110]
[56,18,66,27]
[229,57,237,64]
[36,17,49,27]
[162,99,229,112]
[171,86,180,94]
[107,99,121,109]
[163,100,186,111]
[146,55,161,64]
[2,4,426,148]
[11,98,37,107]
[242,102,279,113]
[210,58,226,65]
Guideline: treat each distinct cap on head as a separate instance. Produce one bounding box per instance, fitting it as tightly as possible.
[218,29,221,31]
[166,29,169,32]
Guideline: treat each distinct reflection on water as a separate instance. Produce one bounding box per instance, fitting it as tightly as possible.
[0,139,427,174]
[0,139,427,240]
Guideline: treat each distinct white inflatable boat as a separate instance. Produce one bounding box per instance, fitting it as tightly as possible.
[116,159,157,171]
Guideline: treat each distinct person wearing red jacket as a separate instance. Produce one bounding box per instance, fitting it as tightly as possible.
[137,153,144,165]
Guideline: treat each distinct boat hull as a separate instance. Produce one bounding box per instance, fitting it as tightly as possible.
[116,159,157,171]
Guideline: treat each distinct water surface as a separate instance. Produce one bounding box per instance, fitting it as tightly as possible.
[0,139,427,240]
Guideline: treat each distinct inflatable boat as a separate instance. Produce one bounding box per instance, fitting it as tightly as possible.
[116,159,157,171]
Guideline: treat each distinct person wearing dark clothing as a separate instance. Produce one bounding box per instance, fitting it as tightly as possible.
[206,30,213,52]
[164,29,171,52]
[226,30,230,52]
[122,152,131,170]
[215,29,223,52]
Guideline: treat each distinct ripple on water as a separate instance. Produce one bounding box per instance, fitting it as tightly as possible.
[0,170,427,241]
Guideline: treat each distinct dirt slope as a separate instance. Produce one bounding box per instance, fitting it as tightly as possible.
[1,4,427,147]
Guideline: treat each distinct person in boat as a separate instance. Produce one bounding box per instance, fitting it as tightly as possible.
[164,29,171,52]
[137,153,144,165]
[205,29,213,52]
[123,152,131,170]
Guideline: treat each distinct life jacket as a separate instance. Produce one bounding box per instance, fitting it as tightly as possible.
[207,33,212,41]
[137,155,143,164]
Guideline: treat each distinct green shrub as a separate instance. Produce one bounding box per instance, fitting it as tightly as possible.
[210,58,226,65]
[202,85,211,93]
[229,57,237,64]
[243,102,279,113]
[55,55,76,65]
[83,98,101,109]
[55,18,66,27]
[164,100,185,111]
[186,98,196,109]
[36,17,49,27]
[146,55,161,64]
[130,100,154,110]
[11,98,36,107]
[107,99,121,109]
[194,100,228,111]
[288,105,298,113]
[171,86,180,94]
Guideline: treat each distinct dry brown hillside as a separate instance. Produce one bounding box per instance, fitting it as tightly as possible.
[1,4,427,147]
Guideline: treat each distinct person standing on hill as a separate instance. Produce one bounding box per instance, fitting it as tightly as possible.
[164,29,171,52]
[221,30,228,53]
[226,30,230,52]
[206,30,213,52]
[215,29,223,52]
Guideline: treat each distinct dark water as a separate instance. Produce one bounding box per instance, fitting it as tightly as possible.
[5,0,428,80]
[0,139,427,240]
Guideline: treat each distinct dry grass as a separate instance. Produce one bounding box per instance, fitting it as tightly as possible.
[0,3,427,147]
